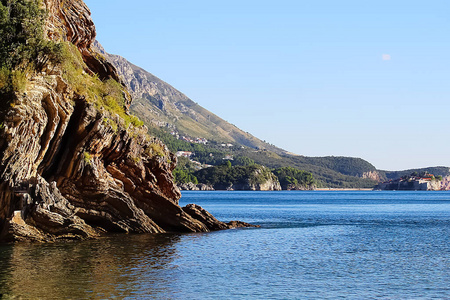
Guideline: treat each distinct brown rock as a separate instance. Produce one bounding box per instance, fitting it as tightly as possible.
[0,0,255,242]
[226,221,261,228]
[182,204,229,231]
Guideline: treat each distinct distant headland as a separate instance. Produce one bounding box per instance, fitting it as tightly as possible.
[374,172,448,191]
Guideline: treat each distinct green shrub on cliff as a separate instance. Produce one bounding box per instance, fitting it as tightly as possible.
[0,0,63,95]
[0,67,27,93]
[0,0,144,131]
[83,152,92,166]
[145,142,166,158]
[59,42,144,128]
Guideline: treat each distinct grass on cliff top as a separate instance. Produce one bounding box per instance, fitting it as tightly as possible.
[60,42,143,128]
[0,0,144,131]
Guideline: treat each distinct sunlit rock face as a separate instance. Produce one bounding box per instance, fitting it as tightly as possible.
[0,0,243,242]
[43,0,121,83]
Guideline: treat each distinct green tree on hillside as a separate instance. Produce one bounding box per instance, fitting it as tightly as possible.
[172,156,199,184]
[273,167,315,190]
[233,156,255,166]
[195,164,274,190]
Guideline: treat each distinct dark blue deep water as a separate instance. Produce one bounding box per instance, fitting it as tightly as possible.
[0,191,449,299]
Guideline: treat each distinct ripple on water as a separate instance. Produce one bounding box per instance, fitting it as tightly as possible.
[0,191,449,299]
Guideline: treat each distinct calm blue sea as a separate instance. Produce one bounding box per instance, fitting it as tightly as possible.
[0,191,449,299]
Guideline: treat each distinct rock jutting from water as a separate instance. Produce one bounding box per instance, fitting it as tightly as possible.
[0,0,253,243]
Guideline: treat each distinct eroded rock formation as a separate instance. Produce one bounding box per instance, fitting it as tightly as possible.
[44,0,121,83]
[0,0,249,242]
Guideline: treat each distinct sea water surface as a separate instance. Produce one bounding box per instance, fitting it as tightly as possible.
[0,191,449,299]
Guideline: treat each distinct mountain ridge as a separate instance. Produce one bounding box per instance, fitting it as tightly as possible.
[93,42,385,187]
[93,42,450,188]
[93,41,287,154]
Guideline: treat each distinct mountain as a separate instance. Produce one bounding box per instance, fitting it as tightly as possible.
[0,0,249,242]
[94,42,383,188]
[99,49,450,189]
[93,42,284,153]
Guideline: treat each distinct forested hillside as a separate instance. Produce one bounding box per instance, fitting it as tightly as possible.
[147,127,378,188]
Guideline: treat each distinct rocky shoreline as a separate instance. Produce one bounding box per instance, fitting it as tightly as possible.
[178,183,215,191]
[178,183,315,191]
[0,0,255,243]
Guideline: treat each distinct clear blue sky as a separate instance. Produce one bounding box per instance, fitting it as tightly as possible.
[84,0,450,171]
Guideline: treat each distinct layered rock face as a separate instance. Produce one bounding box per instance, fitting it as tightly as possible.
[44,0,121,84]
[0,0,248,242]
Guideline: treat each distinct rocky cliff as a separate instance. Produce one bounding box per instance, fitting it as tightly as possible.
[0,0,250,242]
[231,166,282,191]
[362,171,384,182]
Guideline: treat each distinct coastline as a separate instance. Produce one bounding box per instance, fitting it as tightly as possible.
[179,186,374,192]
[315,188,373,191]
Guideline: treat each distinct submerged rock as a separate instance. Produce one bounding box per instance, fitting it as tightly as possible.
[182,204,260,230]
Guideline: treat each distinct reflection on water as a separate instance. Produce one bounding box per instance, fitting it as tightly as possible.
[0,234,182,299]
[0,191,449,299]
